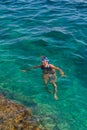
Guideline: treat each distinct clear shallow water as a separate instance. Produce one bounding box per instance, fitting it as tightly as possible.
[0,0,87,130]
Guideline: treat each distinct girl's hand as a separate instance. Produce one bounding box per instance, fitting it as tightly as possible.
[61,74,67,77]
[21,70,27,72]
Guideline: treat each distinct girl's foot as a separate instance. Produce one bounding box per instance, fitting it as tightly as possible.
[54,94,58,100]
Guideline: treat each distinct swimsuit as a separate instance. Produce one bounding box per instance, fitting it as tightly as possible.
[41,64,57,82]
[41,64,55,74]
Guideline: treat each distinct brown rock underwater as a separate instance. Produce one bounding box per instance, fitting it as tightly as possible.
[0,94,47,130]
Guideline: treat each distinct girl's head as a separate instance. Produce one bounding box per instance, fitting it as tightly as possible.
[40,56,49,63]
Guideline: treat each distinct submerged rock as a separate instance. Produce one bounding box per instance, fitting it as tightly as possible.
[0,94,46,130]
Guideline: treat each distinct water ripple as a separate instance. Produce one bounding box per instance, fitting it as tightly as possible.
[0,1,87,130]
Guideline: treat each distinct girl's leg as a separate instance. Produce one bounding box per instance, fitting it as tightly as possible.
[51,82,58,100]
[42,74,52,94]
[49,74,58,100]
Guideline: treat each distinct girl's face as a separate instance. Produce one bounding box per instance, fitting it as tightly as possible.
[42,61,48,66]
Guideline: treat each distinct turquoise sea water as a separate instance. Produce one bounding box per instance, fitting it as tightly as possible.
[0,0,87,129]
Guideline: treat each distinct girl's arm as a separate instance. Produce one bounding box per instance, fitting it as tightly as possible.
[49,64,65,76]
[22,65,41,72]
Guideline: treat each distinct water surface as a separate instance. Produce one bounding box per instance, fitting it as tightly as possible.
[0,0,87,130]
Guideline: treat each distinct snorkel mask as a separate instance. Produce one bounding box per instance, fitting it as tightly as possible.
[41,56,49,63]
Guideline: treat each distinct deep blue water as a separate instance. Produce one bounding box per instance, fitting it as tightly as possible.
[0,0,87,130]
